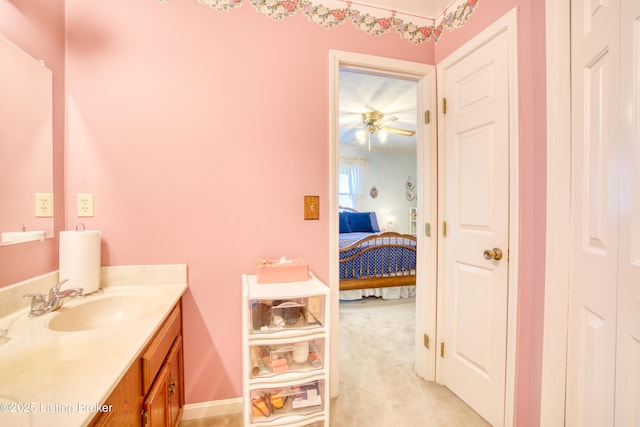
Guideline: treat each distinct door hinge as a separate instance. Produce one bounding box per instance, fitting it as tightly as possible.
[425,110,431,124]
[440,342,445,358]
[442,98,447,114]
[424,334,430,349]
[443,221,447,237]
[141,409,148,427]
[425,222,431,237]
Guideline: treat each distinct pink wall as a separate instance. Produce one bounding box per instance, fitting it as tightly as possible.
[436,2,547,426]
[1,0,546,424]
[63,0,432,404]
[0,0,65,287]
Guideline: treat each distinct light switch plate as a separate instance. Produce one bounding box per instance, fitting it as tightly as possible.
[304,196,319,220]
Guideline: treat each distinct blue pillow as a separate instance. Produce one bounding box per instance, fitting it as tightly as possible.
[347,212,377,233]
[339,212,352,233]
[368,212,381,232]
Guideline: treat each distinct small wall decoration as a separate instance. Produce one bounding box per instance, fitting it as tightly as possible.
[406,176,415,190]
[370,186,378,199]
[406,177,416,200]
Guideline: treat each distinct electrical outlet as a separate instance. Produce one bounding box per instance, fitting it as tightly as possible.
[35,193,54,217]
[78,193,94,217]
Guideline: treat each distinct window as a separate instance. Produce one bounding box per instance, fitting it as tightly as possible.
[339,159,366,209]
[338,173,353,208]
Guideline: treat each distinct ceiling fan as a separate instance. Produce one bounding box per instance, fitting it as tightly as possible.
[354,111,415,150]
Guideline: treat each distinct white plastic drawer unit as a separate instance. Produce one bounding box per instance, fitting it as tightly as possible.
[249,336,325,379]
[247,285,326,335]
[242,273,330,427]
[249,379,325,424]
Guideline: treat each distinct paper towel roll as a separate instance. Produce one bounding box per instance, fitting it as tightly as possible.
[59,230,101,294]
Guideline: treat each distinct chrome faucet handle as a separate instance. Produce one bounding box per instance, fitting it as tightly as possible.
[61,287,84,298]
[51,279,70,294]
[23,279,84,317]
[23,292,46,310]
[50,279,83,297]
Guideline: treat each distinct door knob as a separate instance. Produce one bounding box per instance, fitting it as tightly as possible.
[483,248,503,261]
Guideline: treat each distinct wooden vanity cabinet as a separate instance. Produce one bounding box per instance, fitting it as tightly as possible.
[143,336,184,427]
[166,336,184,426]
[143,364,170,426]
[88,302,184,427]
[88,360,144,426]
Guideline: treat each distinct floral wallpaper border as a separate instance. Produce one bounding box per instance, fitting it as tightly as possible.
[158,0,479,44]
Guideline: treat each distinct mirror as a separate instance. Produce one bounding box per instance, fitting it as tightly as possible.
[0,35,53,245]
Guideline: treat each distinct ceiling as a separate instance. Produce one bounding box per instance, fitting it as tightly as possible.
[356,0,458,19]
[339,69,418,153]
[339,1,465,153]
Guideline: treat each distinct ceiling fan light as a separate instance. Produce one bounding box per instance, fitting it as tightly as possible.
[378,129,388,143]
[356,129,366,144]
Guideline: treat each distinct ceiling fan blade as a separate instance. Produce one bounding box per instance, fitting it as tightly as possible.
[382,126,415,136]
[340,117,365,127]
[374,115,398,127]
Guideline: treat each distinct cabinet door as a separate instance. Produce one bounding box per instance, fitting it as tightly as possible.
[167,336,184,426]
[143,364,169,427]
[88,410,113,427]
[88,356,143,427]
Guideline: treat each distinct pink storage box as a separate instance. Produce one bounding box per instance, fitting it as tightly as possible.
[256,258,310,283]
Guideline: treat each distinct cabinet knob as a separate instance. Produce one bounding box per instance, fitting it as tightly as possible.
[168,375,176,397]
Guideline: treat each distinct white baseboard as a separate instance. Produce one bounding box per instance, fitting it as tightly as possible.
[181,398,243,421]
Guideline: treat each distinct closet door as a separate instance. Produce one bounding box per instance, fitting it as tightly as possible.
[615,0,640,423]
[566,0,621,425]
[568,0,640,424]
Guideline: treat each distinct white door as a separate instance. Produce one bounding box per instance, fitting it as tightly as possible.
[615,0,640,424]
[438,29,511,426]
[566,0,621,424]
[543,0,640,424]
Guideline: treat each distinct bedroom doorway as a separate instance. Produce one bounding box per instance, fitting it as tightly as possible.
[329,50,437,398]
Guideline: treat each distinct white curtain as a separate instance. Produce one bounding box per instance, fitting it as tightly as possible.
[339,159,366,208]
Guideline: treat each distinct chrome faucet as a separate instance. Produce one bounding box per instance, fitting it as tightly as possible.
[23,279,84,317]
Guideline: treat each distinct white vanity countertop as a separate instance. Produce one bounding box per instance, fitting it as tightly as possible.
[0,264,188,427]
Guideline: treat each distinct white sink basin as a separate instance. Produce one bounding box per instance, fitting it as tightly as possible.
[48,295,157,332]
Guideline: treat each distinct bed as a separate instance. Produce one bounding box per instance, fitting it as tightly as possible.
[338,209,417,300]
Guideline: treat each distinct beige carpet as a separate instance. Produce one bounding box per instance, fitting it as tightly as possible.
[331,296,490,426]
[181,296,490,426]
